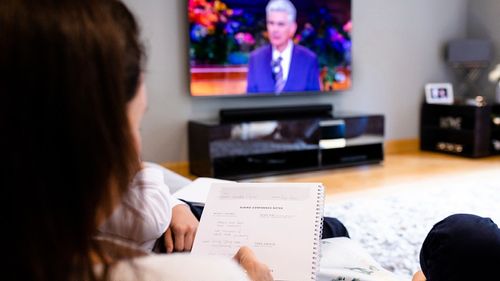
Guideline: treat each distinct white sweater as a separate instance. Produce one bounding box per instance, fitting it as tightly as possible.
[99,165,184,250]
[106,254,249,281]
[93,237,249,281]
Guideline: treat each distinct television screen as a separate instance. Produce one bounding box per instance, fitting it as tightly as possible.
[188,0,352,96]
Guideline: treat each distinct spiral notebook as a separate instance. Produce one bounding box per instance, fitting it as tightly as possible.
[191,182,324,281]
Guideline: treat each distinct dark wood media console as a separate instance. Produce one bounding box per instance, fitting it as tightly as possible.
[420,103,500,157]
[188,112,385,180]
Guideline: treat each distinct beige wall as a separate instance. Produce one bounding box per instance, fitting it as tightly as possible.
[123,0,468,163]
[467,0,500,100]
[467,0,500,62]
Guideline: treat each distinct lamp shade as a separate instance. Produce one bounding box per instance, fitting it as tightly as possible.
[446,39,492,64]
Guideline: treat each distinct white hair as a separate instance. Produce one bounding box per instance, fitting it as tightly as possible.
[266,0,296,23]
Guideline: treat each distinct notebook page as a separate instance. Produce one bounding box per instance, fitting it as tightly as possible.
[192,182,323,281]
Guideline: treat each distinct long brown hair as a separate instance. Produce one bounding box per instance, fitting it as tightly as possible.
[0,0,143,280]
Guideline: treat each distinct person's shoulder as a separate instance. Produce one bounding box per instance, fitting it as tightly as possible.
[250,44,271,58]
[108,253,249,281]
[294,44,317,59]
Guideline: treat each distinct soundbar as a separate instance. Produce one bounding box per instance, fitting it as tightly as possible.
[219,104,333,123]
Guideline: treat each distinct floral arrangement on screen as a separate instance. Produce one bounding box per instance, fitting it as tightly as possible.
[189,0,257,65]
[189,0,351,90]
[294,8,351,90]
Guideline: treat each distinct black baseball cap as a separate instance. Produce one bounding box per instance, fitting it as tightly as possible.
[420,213,500,281]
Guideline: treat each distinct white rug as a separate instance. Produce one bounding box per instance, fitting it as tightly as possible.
[323,168,500,280]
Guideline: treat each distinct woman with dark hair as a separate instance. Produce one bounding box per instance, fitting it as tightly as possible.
[1,0,271,280]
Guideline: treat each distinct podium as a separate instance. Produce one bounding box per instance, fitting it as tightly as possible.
[188,112,385,180]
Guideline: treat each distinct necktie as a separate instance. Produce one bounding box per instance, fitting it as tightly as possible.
[273,56,285,93]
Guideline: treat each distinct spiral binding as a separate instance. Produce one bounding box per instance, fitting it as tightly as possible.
[310,184,325,280]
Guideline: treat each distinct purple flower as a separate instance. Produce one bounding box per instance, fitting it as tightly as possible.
[301,23,315,39]
[235,32,255,45]
[232,8,244,16]
[190,24,207,42]
[225,20,240,34]
[328,28,344,42]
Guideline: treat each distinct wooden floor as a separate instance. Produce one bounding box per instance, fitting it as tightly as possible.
[247,151,500,198]
[165,149,500,199]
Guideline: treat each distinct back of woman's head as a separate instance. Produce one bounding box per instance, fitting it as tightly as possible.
[0,0,143,280]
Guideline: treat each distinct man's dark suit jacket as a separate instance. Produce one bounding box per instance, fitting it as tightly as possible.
[246,44,320,94]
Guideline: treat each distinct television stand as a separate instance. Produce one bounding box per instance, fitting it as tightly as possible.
[188,111,384,180]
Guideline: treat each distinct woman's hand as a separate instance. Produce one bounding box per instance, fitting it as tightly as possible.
[234,246,273,281]
[164,204,199,253]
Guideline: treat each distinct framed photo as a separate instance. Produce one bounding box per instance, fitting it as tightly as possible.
[425,83,454,104]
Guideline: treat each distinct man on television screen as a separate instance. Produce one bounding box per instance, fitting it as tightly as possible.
[247,0,320,94]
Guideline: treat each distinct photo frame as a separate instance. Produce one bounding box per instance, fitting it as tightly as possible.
[425,83,454,104]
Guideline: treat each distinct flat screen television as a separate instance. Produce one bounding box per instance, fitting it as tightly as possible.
[188,0,352,97]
